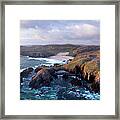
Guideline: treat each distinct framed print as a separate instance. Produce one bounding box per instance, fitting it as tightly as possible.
[0,0,119,119]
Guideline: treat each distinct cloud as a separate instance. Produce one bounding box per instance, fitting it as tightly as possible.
[20,28,48,40]
[48,28,60,33]
[65,23,99,40]
[20,20,100,45]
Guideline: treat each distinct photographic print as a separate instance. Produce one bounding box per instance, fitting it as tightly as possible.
[20,20,100,100]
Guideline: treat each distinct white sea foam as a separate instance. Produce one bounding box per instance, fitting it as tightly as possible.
[20,68,25,72]
[28,57,65,65]
[20,56,68,71]
[20,66,36,72]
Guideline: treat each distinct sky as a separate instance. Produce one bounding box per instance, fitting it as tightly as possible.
[20,20,100,45]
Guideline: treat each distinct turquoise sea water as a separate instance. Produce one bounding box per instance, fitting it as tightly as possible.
[20,56,100,100]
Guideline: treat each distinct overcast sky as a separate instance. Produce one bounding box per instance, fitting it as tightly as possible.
[20,20,100,45]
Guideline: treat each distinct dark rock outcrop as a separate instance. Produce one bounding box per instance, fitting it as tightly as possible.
[62,73,69,80]
[20,76,23,83]
[47,68,56,76]
[35,66,42,73]
[20,67,34,78]
[29,68,53,89]
[91,81,100,93]
[70,78,82,87]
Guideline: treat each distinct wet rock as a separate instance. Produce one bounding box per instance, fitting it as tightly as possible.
[70,78,82,87]
[91,81,100,93]
[49,68,58,79]
[35,66,42,73]
[74,65,81,77]
[20,76,23,83]
[62,73,69,80]
[29,68,53,89]
[20,67,34,78]
[47,68,56,76]
[88,73,96,83]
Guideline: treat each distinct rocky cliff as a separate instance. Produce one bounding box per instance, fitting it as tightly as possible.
[64,49,100,83]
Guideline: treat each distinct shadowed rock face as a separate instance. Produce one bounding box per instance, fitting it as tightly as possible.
[29,68,54,89]
[47,68,56,76]
[20,67,34,78]
[20,67,34,83]
[70,78,82,87]
[91,81,100,93]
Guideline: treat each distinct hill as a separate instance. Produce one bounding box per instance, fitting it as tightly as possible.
[20,44,100,58]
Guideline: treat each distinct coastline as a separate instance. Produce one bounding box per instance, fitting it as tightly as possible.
[20,52,74,70]
[20,46,100,100]
[49,52,74,62]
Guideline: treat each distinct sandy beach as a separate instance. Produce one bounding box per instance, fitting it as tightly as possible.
[49,52,74,61]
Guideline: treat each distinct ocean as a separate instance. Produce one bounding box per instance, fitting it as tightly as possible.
[20,56,100,100]
[20,55,66,70]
